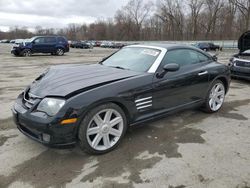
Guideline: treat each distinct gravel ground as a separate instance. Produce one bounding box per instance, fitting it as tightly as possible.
[0,44,249,188]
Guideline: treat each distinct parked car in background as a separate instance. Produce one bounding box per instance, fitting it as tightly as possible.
[194,42,210,51]
[113,42,126,49]
[229,31,250,80]
[70,41,91,49]
[100,41,111,48]
[95,41,101,47]
[70,41,77,48]
[194,42,221,51]
[0,39,10,43]
[208,43,222,51]
[11,36,69,56]
[12,44,230,154]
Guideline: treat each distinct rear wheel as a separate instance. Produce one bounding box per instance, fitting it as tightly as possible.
[56,48,64,56]
[78,103,127,154]
[203,80,225,113]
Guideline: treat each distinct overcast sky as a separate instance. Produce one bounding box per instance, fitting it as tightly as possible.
[0,0,130,32]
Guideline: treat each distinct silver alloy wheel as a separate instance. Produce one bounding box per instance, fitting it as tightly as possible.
[57,48,64,56]
[209,83,225,111]
[23,50,31,57]
[86,108,124,151]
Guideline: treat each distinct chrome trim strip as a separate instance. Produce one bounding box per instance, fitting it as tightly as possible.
[198,71,208,76]
[234,64,250,69]
[137,104,153,110]
[136,100,152,106]
[234,57,250,63]
[125,45,167,73]
[135,96,152,103]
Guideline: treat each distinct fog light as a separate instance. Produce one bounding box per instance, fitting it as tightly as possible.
[42,133,50,142]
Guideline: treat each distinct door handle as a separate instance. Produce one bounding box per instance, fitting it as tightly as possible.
[198,71,208,76]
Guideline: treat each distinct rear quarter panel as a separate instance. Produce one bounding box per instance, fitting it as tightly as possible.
[206,62,231,93]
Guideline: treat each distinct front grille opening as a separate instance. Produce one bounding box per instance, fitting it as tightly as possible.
[235,60,250,68]
[23,91,40,109]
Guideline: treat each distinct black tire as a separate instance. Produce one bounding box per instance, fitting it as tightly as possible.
[21,49,31,57]
[203,80,225,113]
[78,103,127,154]
[56,48,64,56]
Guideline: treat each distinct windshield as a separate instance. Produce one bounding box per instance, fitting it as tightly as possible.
[102,47,160,72]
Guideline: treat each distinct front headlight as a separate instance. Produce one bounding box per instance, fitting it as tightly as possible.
[37,98,65,116]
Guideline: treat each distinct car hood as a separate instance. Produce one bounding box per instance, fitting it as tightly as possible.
[28,64,141,98]
[238,31,250,53]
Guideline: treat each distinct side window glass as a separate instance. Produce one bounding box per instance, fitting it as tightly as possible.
[161,50,182,67]
[186,50,200,64]
[161,49,200,67]
[45,37,56,43]
[58,37,65,43]
[34,38,45,44]
[197,52,210,62]
[161,49,210,69]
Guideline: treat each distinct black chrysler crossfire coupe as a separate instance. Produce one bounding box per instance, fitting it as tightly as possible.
[12,44,230,154]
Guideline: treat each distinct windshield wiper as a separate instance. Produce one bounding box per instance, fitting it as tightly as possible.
[111,66,129,70]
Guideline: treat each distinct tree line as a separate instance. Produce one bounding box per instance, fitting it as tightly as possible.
[0,0,249,41]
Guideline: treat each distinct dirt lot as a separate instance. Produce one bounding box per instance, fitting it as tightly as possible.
[0,44,250,188]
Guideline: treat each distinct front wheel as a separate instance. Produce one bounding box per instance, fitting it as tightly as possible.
[203,80,225,113]
[22,49,31,57]
[78,103,127,154]
[56,48,64,56]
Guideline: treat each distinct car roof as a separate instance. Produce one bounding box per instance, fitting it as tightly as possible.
[33,35,65,38]
[128,43,202,51]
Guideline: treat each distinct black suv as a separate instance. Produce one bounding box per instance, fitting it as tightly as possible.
[11,36,69,56]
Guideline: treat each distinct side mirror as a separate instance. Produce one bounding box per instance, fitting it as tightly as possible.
[163,63,180,72]
[212,54,218,61]
[156,63,180,78]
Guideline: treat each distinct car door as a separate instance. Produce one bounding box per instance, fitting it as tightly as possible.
[44,37,57,53]
[32,37,46,53]
[153,48,211,113]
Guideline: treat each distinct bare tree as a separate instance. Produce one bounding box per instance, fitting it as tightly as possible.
[234,0,250,31]
[157,0,184,40]
[124,0,153,40]
[220,0,237,39]
[188,0,204,40]
[114,9,134,40]
[201,0,224,39]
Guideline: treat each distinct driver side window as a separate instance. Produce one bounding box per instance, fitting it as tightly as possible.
[34,38,45,44]
[161,49,210,68]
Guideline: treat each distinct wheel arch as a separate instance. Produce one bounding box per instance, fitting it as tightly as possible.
[56,45,66,51]
[215,76,230,94]
[75,98,132,135]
